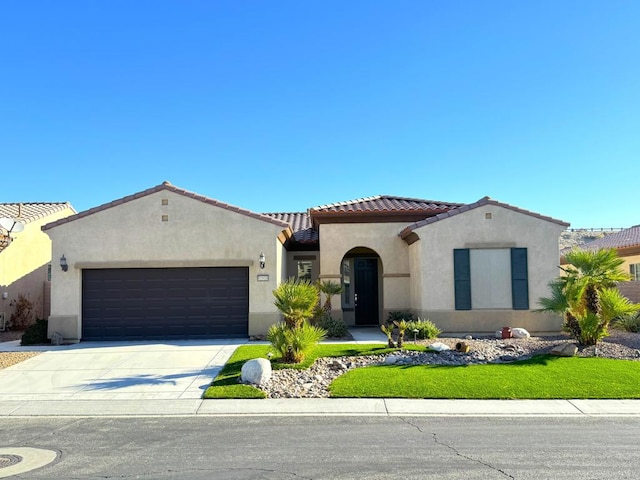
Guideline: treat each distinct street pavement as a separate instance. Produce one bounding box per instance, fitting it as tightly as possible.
[1,328,639,417]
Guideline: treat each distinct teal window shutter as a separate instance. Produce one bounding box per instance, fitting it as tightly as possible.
[511,248,529,310]
[454,249,471,310]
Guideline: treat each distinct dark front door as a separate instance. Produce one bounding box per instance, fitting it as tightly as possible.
[354,258,379,325]
[82,267,249,341]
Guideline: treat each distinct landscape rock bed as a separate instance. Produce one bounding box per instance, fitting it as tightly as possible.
[259,331,640,398]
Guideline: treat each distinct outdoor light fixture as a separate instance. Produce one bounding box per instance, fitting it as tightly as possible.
[259,252,266,269]
[60,255,68,272]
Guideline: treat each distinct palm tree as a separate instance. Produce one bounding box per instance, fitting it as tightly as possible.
[538,248,638,345]
[317,280,344,316]
[272,279,320,329]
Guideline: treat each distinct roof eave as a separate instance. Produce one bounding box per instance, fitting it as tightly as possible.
[42,182,290,231]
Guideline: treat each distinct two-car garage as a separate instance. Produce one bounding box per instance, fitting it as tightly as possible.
[44,182,291,342]
[81,267,249,341]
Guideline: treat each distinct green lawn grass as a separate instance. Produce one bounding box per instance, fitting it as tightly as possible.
[204,346,640,400]
[329,355,640,399]
[202,343,411,399]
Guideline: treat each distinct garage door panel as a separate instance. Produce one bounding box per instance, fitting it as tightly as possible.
[82,267,249,341]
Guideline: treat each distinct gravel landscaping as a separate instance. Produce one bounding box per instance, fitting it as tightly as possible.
[260,330,640,398]
[0,330,41,369]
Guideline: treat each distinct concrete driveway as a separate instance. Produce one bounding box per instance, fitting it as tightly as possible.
[0,340,245,401]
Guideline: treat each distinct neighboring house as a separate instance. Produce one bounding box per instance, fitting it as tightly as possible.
[561,225,640,303]
[43,182,568,342]
[0,202,76,329]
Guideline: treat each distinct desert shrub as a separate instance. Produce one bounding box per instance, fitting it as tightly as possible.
[9,294,35,330]
[386,310,416,325]
[613,312,640,333]
[406,318,441,340]
[318,316,349,338]
[267,322,327,363]
[21,319,49,345]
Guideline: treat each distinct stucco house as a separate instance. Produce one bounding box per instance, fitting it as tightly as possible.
[43,182,568,342]
[0,202,76,329]
[561,225,640,303]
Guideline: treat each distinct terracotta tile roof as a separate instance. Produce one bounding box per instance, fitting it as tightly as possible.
[400,196,570,240]
[567,225,640,251]
[263,212,318,243]
[42,182,291,231]
[0,202,74,225]
[310,195,462,214]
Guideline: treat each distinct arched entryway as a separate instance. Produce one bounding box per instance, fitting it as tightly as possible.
[340,247,383,326]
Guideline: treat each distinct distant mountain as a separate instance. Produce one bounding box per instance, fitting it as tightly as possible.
[559,229,622,251]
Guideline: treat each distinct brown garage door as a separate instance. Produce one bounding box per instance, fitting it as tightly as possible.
[82,267,248,341]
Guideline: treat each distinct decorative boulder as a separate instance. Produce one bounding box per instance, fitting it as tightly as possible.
[51,331,64,346]
[511,328,531,339]
[240,358,272,385]
[550,344,578,357]
[385,355,402,365]
[427,342,451,352]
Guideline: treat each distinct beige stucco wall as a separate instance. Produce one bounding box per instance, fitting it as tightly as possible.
[45,191,287,340]
[411,204,566,333]
[0,207,75,323]
[621,253,640,278]
[319,222,411,324]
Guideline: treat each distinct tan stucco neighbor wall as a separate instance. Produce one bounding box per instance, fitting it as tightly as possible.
[621,253,640,277]
[0,207,75,322]
[45,190,287,341]
[411,204,565,334]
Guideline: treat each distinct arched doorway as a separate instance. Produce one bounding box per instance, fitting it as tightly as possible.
[341,247,382,326]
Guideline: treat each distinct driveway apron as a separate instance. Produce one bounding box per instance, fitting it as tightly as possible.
[0,340,245,401]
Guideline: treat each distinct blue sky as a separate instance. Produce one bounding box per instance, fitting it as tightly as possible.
[1,1,638,228]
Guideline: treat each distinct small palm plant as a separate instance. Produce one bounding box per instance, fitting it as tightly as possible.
[380,323,396,348]
[394,320,409,348]
[271,279,326,363]
[273,279,319,329]
[317,280,344,316]
[267,322,326,363]
[538,248,639,345]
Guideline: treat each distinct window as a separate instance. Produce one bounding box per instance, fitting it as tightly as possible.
[341,259,352,308]
[454,248,529,310]
[631,264,640,281]
[296,261,312,281]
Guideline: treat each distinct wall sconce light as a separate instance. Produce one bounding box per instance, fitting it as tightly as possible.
[259,252,266,269]
[60,255,68,272]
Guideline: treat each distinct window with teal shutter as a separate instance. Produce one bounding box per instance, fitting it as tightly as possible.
[454,249,471,310]
[511,248,529,310]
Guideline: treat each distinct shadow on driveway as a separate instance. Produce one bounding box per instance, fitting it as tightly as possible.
[75,367,222,391]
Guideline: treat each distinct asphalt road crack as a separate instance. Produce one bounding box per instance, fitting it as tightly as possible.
[399,417,515,479]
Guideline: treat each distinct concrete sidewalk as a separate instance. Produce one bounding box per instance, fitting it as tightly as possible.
[1,398,640,417]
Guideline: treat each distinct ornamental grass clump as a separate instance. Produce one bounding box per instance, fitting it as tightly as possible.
[270,279,327,363]
[406,318,442,340]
